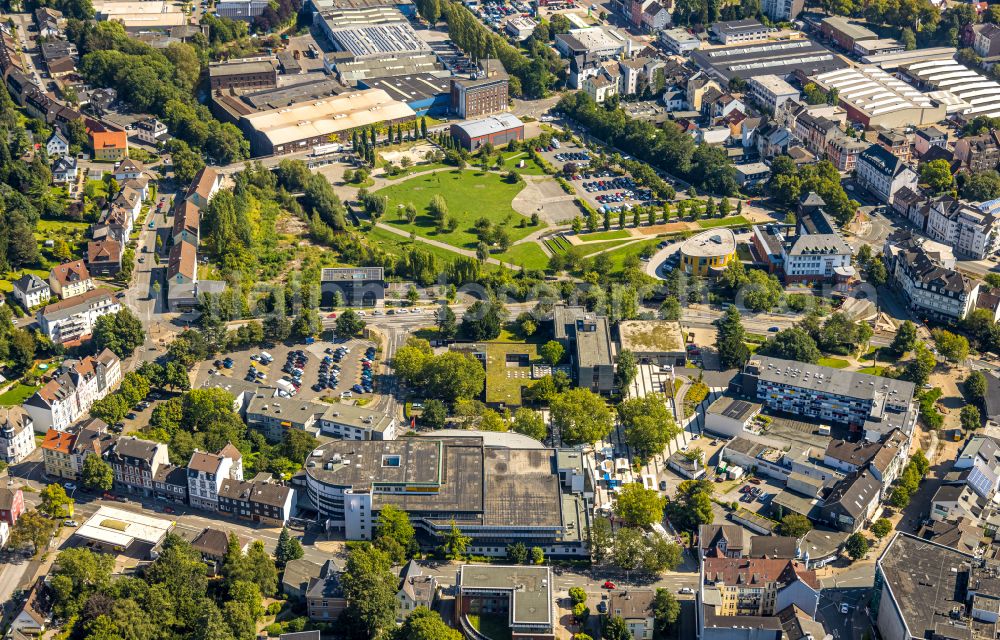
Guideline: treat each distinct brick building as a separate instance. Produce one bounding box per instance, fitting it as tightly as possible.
[450,59,509,119]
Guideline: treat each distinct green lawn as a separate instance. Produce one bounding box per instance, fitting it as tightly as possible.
[496,242,549,270]
[818,357,851,369]
[0,268,50,293]
[857,366,886,376]
[467,613,513,640]
[0,383,40,406]
[36,219,89,233]
[501,152,547,176]
[367,225,481,267]
[697,215,750,229]
[577,229,631,242]
[383,161,451,180]
[379,170,540,250]
[543,235,572,255]
[578,238,635,257]
[599,238,661,271]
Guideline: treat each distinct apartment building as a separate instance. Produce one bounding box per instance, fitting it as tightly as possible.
[552,304,614,394]
[41,429,76,479]
[606,590,656,640]
[25,350,122,432]
[317,403,398,441]
[187,446,242,511]
[825,131,869,172]
[747,75,799,114]
[49,260,94,300]
[855,143,918,206]
[953,130,1000,172]
[700,557,820,620]
[927,199,1000,260]
[761,0,802,20]
[885,235,980,321]
[738,356,918,443]
[710,19,776,44]
[0,407,35,465]
[38,288,121,345]
[218,477,295,525]
[11,274,50,310]
[107,436,170,497]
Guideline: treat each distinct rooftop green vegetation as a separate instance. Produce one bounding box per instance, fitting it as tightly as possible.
[485,342,540,407]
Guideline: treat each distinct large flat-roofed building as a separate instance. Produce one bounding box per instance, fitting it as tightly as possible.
[738,356,918,443]
[216,0,270,18]
[820,16,877,51]
[451,59,509,119]
[552,304,614,394]
[873,533,1000,640]
[357,73,450,116]
[456,565,555,639]
[211,77,347,123]
[705,396,763,437]
[241,88,414,156]
[710,19,777,44]
[320,266,384,307]
[617,320,686,366]
[898,60,1000,121]
[74,505,174,558]
[318,403,397,440]
[451,113,524,151]
[310,0,414,12]
[317,14,429,60]
[303,436,591,556]
[208,59,277,91]
[331,53,443,84]
[810,66,944,128]
[555,26,636,58]
[92,0,187,27]
[313,4,401,26]
[690,38,846,86]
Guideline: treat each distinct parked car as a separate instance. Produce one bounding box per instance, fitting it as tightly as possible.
[63,482,77,491]
[63,520,79,527]
[602,581,616,589]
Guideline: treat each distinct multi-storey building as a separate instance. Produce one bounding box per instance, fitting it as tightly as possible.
[450,59,509,119]
[885,235,980,321]
[218,477,295,525]
[747,75,799,115]
[818,468,881,532]
[37,288,121,345]
[953,130,1000,172]
[927,199,1000,260]
[455,565,555,639]
[70,419,116,476]
[825,131,869,172]
[25,350,122,432]
[207,59,277,91]
[11,274,50,310]
[304,436,591,557]
[153,464,190,504]
[700,556,820,622]
[855,143,918,206]
[317,403,398,441]
[792,111,840,158]
[761,0,802,20]
[41,429,76,479]
[106,436,170,497]
[0,486,24,526]
[738,356,918,443]
[187,447,241,511]
[0,407,35,465]
[552,304,614,394]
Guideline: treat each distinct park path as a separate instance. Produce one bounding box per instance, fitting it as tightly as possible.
[374,222,521,269]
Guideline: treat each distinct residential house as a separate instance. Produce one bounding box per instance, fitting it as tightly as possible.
[396,560,436,623]
[819,469,881,533]
[583,66,619,104]
[700,557,820,619]
[90,128,128,161]
[0,486,24,526]
[172,200,200,247]
[792,111,840,158]
[42,428,76,479]
[755,124,791,159]
[825,131,868,172]
[187,447,241,511]
[8,579,48,640]
[106,436,170,497]
[218,476,295,525]
[49,260,93,300]
[0,407,35,464]
[283,558,325,600]
[153,463,190,504]
[930,483,986,522]
[855,143,918,206]
[86,239,122,277]
[186,166,222,210]
[686,72,722,112]
[70,420,116,479]
[46,130,68,157]
[135,118,167,145]
[306,560,348,622]
[953,130,1000,172]
[113,158,143,182]
[877,129,912,164]
[607,590,656,640]
[35,7,63,37]
[168,240,197,287]
[914,126,947,158]
[975,23,1000,58]
[892,186,926,223]
[112,185,142,222]
[37,288,121,345]
[11,273,50,310]
[51,156,77,186]
[640,2,670,32]
[191,527,249,573]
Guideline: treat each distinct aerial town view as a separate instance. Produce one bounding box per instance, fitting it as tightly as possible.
[6,0,1000,638]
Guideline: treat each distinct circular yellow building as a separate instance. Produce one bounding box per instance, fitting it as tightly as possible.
[679,228,737,276]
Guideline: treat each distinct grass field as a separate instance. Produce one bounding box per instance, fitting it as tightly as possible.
[367,225,484,267]
[857,366,886,376]
[0,383,40,406]
[496,242,549,270]
[543,234,572,255]
[697,215,750,229]
[0,268,50,293]
[578,238,636,257]
[818,357,851,369]
[37,219,89,233]
[600,238,661,271]
[379,170,539,250]
[502,151,547,176]
[382,161,450,180]
[577,229,631,242]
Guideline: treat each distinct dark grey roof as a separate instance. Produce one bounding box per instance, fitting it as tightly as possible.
[859,143,904,177]
[12,273,48,294]
[823,469,880,519]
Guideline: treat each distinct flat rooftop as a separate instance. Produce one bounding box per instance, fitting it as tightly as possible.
[76,505,174,548]
[485,342,539,407]
[460,564,553,626]
[360,73,450,103]
[327,21,430,58]
[242,88,415,147]
[811,66,935,117]
[877,533,978,639]
[691,38,846,82]
[681,228,736,258]
[208,60,275,77]
[708,395,762,422]
[618,320,685,353]
[749,355,916,405]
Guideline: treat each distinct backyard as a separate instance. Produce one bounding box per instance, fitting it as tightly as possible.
[379,169,542,250]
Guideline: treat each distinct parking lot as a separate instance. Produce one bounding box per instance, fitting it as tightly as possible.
[195,337,380,404]
[535,140,654,214]
[715,474,787,519]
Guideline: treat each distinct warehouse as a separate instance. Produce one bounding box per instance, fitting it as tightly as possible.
[329,53,443,84]
[208,59,278,91]
[690,38,847,84]
[211,77,347,123]
[241,88,415,156]
[809,66,945,128]
[819,16,876,51]
[451,113,524,150]
[317,15,429,60]
[898,59,1000,120]
[358,73,450,116]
